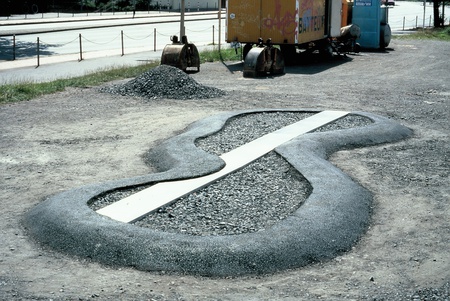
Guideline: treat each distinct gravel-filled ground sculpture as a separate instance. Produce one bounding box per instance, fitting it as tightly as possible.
[23,109,412,276]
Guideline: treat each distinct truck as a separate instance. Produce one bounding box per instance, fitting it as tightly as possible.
[226,0,361,77]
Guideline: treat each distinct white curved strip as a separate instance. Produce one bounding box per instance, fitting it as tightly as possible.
[97,110,349,223]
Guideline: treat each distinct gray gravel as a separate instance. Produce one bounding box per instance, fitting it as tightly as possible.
[90,111,373,236]
[134,152,312,235]
[99,64,225,100]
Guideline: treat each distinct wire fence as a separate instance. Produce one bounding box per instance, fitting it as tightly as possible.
[1,25,223,67]
[389,14,449,30]
[0,8,192,21]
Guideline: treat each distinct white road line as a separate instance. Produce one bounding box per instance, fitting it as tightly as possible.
[96,110,349,223]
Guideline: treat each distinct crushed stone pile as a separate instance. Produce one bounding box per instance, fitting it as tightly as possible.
[101,64,226,100]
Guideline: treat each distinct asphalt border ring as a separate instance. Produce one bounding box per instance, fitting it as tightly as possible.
[23,109,412,276]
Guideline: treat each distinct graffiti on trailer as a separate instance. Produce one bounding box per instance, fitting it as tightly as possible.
[263,0,298,36]
[299,15,325,33]
[298,0,325,34]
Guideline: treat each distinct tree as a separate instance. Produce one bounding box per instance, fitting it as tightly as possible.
[433,0,446,27]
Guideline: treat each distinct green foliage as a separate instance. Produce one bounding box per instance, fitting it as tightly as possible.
[81,0,97,9]
[199,47,242,63]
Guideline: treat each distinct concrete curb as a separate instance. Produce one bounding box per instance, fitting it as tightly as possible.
[23,109,412,276]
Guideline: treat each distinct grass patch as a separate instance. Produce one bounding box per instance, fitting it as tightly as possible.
[0,47,241,104]
[200,47,242,63]
[0,62,159,104]
[394,26,450,41]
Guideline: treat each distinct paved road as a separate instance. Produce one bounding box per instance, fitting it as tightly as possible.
[0,11,226,81]
[0,11,225,61]
[0,18,225,59]
[0,11,221,36]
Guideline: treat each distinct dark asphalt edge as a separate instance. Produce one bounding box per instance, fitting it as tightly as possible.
[22,109,413,276]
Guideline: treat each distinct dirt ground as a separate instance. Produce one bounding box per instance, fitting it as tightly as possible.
[1,38,449,300]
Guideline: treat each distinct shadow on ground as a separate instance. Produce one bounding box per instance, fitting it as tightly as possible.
[0,37,58,61]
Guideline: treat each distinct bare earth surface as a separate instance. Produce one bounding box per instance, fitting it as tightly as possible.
[1,38,449,300]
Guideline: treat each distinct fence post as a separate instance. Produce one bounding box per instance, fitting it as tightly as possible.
[37,37,40,68]
[154,28,156,52]
[403,16,405,30]
[13,35,16,61]
[429,15,432,27]
[121,30,124,56]
[79,34,83,61]
[212,25,215,45]
[416,15,418,28]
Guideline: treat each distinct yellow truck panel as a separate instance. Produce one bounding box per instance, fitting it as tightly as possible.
[226,0,328,45]
[226,0,262,43]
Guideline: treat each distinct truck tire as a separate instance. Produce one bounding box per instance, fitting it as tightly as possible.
[380,24,392,48]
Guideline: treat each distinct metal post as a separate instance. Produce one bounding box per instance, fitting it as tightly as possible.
[218,0,221,52]
[79,34,83,61]
[180,0,185,37]
[416,15,418,28]
[423,0,426,29]
[37,37,40,67]
[13,35,16,61]
[443,4,445,26]
[212,25,215,45]
[403,16,405,30]
[121,30,124,56]
[154,28,157,52]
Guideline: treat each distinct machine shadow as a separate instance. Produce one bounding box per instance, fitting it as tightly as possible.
[286,53,355,75]
[222,53,358,76]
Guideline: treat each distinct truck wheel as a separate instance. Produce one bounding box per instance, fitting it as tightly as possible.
[380,24,392,48]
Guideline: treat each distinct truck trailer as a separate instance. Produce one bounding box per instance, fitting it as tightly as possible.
[226,0,361,77]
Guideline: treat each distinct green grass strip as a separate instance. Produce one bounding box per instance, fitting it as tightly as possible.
[0,48,240,105]
[0,62,159,104]
[394,26,450,41]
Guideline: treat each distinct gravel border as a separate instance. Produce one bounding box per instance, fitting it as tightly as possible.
[23,109,412,276]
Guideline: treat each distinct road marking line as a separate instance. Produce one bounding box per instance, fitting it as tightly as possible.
[96,110,349,223]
